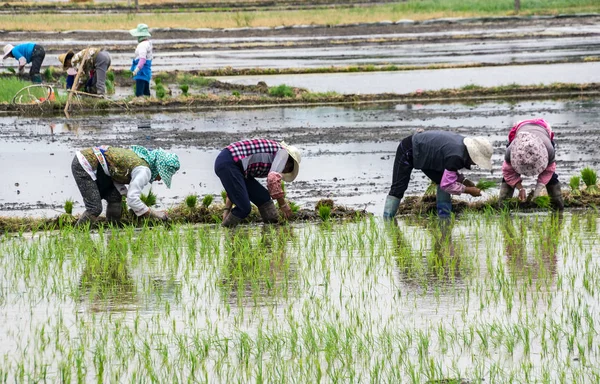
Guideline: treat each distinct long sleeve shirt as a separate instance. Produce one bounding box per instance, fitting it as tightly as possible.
[11,43,35,66]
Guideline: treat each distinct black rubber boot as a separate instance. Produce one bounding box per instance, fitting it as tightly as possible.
[106,202,123,224]
[222,212,243,228]
[546,183,565,211]
[258,201,279,224]
[75,211,98,228]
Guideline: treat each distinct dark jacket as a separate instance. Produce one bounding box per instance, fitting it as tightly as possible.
[412,130,471,172]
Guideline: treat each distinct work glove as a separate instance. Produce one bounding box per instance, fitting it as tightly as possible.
[280,203,293,219]
[147,209,169,222]
[462,178,475,188]
[533,182,546,198]
[518,188,527,202]
[132,68,139,77]
[464,186,482,197]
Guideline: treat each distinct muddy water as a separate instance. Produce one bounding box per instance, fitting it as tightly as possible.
[217,61,600,94]
[1,99,599,217]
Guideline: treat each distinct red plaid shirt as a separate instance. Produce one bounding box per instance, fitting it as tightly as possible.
[226,139,282,178]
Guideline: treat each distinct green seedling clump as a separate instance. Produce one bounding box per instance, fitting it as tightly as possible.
[424,182,437,196]
[476,180,496,191]
[180,84,189,96]
[106,71,115,82]
[318,204,331,221]
[185,194,198,209]
[268,84,295,98]
[140,189,157,207]
[289,201,300,213]
[232,90,240,97]
[64,199,74,215]
[534,195,551,209]
[155,83,167,99]
[581,167,598,193]
[202,194,214,208]
[569,175,581,194]
[221,190,227,203]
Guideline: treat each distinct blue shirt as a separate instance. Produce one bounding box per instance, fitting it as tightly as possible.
[11,43,36,64]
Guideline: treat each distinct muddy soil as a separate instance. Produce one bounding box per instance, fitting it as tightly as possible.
[1,99,599,218]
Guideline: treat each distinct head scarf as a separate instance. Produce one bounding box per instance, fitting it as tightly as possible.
[510,132,548,177]
[131,145,180,188]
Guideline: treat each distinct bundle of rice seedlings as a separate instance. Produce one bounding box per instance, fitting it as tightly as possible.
[64,199,74,215]
[318,205,331,221]
[534,195,551,209]
[476,180,496,191]
[140,189,157,207]
[569,175,581,194]
[185,194,198,209]
[581,167,598,193]
[202,194,214,208]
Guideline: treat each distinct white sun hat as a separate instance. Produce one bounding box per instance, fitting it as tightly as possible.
[280,141,301,182]
[2,44,14,61]
[463,136,493,170]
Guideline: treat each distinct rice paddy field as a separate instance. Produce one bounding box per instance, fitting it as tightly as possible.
[0,211,598,382]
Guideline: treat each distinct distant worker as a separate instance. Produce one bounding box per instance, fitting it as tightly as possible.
[499,118,564,210]
[383,130,493,220]
[58,48,112,95]
[72,145,180,226]
[215,139,302,227]
[2,42,46,83]
[129,24,153,97]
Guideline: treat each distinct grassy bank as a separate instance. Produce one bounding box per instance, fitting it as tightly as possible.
[0,0,598,31]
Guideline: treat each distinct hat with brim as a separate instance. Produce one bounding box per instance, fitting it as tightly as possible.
[129,24,151,38]
[280,141,301,182]
[463,136,493,170]
[58,50,74,69]
[511,132,548,177]
[2,44,14,61]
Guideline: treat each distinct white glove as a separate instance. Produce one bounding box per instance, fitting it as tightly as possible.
[132,68,139,77]
[533,183,546,198]
[147,209,168,221]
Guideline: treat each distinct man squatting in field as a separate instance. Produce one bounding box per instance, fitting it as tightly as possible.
[215,139,302,228]
[499,118,564,210]
[384,130,493,220]
[59,48,112,95]
[2,42,46,83]
[72,145,180,226]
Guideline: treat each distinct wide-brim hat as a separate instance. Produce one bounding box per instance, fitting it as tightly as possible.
[511,132,548,177]
[58,50,74,69]
[463,136,493,170]
[280,141,301,182]
[130,23,151,38]
[2,44,14,61]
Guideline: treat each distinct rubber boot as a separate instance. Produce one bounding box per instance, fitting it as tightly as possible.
[75,211,98,228]
[383,195,401,221]
[546,183,565,211]
[106,202,123,224]
[31,74,42,84]
[222,212,243,228]
[498,182,515,205]
[258,201,279,224]
[436,186,452,219]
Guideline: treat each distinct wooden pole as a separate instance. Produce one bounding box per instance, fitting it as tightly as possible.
[64,47,90,118]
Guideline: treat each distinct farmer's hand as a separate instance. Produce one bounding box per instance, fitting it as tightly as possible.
[146,209,168,221]
[518,188,527,202]
[465,186,482,197]
[280,203,293,219]
[533,183,546,198]
[132,68,139,77]
[462,178,475,188]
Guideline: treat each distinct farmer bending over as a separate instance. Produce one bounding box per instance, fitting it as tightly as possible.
[2,42,46,83]
[383,130,493,220]
[215,139,301,227]
[72,145,180,226]
[499,118,564,210]
[59,48,112,95]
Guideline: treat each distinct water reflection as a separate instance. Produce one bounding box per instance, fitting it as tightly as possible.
[220,225,295,306]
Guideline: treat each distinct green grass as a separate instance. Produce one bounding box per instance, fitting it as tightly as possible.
[268,84,295,98]
[0,77,39,103]
[177,74,214,89]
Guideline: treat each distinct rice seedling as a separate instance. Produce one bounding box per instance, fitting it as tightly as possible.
[581,167,598,193]
[43,66,56,82]
[179,84,189,96]
[424,182,437,196]
[155,83,167,99]
[185,194,198,210]
[140,189,157,207]
[64,199,74,215]
[221,190,228,203]
[570,175,581,194]
[318,204,331,221]
[202,194,214,208]
[289,201,301,213]
[534,195,551,209]
[476,179,496,191]
[268,84,295,98]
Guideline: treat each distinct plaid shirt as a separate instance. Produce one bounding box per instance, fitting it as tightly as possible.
[226,139,282,178]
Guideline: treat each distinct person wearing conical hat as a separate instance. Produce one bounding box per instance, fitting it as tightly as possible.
[499,118,563,210]
[71,145,180,226]
[129,24,153,97]
[215,139,301,227]
[383,130,493,220]
[58,48,112,95]
[2,42,45,83]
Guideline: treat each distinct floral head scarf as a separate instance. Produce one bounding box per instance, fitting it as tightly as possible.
[131,145,180,188]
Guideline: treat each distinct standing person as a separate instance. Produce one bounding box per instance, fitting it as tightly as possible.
[215,139,301,227]
[499,118,564,210]
[129,24,153,97]
[58,48,112,95]
[383,130,493,220]
[2,42,46,83]
[72,145,180,226]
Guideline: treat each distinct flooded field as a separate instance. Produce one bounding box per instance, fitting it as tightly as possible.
[1,98,599,217]
[0,212,599,381]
